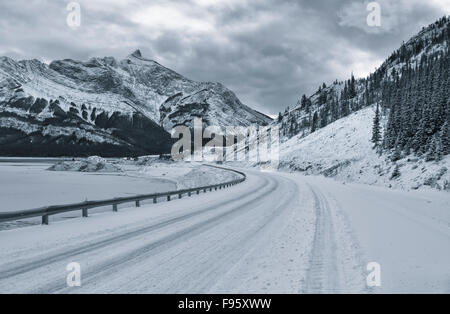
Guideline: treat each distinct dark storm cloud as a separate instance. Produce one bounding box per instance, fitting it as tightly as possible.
[0,0,448,115]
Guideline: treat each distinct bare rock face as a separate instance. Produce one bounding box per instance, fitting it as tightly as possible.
[0,50,271,157]
[159,82,272,130]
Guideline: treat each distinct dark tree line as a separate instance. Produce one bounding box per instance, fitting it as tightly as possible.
[380,45,450,161]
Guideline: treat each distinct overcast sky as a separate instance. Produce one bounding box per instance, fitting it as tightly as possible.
[0,0,448,115]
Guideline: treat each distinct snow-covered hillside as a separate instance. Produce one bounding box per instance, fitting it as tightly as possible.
[279,107,450,191]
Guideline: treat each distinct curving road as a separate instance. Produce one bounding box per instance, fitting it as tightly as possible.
[0,167,449,293]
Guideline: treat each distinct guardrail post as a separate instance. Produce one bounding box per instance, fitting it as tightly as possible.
[153,197,157,204]
[204,189,207,193]
[113,204,118,212]
[188,191,191,197]
[196,190,200,195]
[178,193,182,199]
[135,200,140,207]
[42,215,49,225]
[167,195,171,201]
[215,187,218,191]
[82,208,88,217]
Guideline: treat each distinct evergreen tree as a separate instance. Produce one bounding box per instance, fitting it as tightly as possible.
[311,112,318,133]
[372,104,382,147]
[391,144,402,162]
[351,73,356,97]
[300,95,308,110]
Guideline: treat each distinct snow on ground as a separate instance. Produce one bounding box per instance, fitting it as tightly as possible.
[290,174,450,293]
[279,106,450,192]
[176,166,240,189]
[0,167,448,293]
[119,157,241,189]
[120,163,237,190]
[0,169,316,293]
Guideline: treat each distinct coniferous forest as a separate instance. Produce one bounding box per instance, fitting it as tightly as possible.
[379,35,450,161]
[277,16,450,161]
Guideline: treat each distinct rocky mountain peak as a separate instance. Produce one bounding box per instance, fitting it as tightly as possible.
[129,49,142,59]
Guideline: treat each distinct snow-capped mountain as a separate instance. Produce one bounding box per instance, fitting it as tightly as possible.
[0,49,271,156]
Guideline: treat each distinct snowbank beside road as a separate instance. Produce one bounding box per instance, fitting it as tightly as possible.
[130,158,241,189]
[176,166,241,189]
[279,107,450,191]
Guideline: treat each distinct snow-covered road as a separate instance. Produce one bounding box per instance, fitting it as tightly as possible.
[0,168,449,293]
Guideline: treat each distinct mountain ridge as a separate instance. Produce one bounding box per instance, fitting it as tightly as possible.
[0,50,271,157]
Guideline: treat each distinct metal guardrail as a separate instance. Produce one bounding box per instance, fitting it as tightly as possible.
[0,165,246,225]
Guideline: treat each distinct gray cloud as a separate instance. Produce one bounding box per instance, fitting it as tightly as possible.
[0,0,448,115]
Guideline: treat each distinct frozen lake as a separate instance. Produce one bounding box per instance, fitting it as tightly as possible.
[0,158,239,230]
[0,160,176,213]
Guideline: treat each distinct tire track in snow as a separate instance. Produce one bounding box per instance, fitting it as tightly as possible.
[303,184,340,293]
[186,176,299,293]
